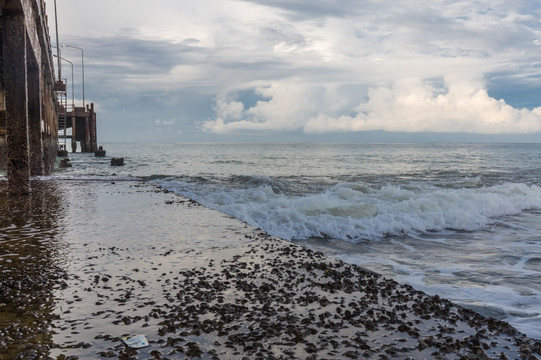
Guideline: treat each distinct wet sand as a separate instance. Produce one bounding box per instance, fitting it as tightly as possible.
[1,180,540,359]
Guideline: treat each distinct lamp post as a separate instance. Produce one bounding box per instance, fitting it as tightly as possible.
[61,44,85,108]
[53,0,61,82]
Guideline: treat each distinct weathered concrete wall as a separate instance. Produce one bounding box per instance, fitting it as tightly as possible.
[0,135,5,171]
[0,20,5,171]
[42,135,55,173]
[1,0,58,194]
[3,12,31,194]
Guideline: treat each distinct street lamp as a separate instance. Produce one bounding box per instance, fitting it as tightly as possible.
[53,0,61,82]
[61,44,85,108]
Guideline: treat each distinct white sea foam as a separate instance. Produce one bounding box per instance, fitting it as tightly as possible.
[40,174,138,182]
[157,180,541,242]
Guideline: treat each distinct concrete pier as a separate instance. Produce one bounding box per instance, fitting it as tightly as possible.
[0,0,59,195]
[2,12,31,194]
[60,103,98,153]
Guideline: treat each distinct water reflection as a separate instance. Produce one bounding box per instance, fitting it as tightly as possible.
[0,180,67,359]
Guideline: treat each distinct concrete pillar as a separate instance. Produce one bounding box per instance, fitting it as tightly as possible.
[70,112,76,152]
[90,103,97,151]
[3,13,31,195]
[0,24,5,172]
[0,134,6,171]
[84,109,90,152]
[42,79,56,174]
[27,48,44,176]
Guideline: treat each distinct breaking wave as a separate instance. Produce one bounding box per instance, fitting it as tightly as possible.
[151,178,541,242]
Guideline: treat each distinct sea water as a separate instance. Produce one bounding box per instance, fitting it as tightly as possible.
[42,142,541,339]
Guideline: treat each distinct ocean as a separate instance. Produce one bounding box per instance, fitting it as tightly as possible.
[40,142,541,339]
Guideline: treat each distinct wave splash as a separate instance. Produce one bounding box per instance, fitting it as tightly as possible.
[152,177,541,242]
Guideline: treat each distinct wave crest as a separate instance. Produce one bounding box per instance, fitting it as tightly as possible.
[152,179,541,242]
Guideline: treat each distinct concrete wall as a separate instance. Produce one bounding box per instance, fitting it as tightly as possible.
[1,0,58,193]
[0,20,4,171]
[0,135,5,171]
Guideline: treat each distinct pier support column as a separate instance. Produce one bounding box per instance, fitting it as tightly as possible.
[28,49,43,176]
[3,12,31,195]
[0,26,5,172]
[90,103,97,151]
[84,110,90,152]
[71,115,76,153]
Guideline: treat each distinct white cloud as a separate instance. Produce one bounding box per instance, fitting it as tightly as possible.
[203,82,324,133]
[203,77,541,135]
[51,0,541,140]
[305,78,541,134]
[213,95,245,121]
[154,118,176,126]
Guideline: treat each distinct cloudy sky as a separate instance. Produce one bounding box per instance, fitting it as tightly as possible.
[48,0,541,142]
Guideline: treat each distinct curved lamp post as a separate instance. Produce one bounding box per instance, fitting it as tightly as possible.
[61,44,85,108]
[53,0,61,81]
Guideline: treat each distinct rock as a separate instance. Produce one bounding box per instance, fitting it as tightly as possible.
[111,157,124,166]
[95,146,106,157]
[57,149,69,157]
[59,158,72,168]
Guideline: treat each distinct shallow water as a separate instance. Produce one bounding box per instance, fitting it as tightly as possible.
[0,179,263,358]
[8,142,541,339]
[101,142,541,340]
[3,179,538,359]
[0,181,69,358]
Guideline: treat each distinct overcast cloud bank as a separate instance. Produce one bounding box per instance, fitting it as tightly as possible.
[50,0,541,141]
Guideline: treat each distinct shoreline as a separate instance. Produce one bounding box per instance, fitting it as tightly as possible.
[1,179,540,359]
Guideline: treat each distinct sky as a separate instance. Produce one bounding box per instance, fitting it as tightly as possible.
[47,0,541,143]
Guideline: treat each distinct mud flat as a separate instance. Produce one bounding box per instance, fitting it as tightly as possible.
[0,180,540,359]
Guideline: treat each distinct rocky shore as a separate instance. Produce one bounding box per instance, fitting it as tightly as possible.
[1,180,540,359]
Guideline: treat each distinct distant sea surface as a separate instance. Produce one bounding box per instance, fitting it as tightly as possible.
[42,142,541,339]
